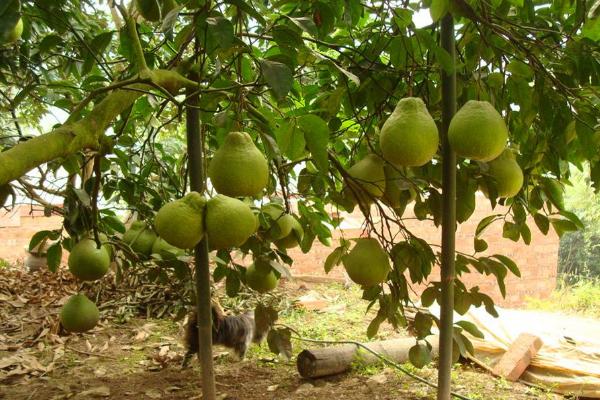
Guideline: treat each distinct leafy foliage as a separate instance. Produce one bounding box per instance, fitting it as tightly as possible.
[0,0,599,364]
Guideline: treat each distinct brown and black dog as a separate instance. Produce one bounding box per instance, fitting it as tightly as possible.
[182,303,268,366]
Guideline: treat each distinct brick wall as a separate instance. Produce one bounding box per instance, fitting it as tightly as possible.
[289,194,559,307]
[1,196,559,307]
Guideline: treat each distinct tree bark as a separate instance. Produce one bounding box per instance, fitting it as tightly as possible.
[438,13,458,400]
[297,337,440,379]
[186,77,216,399]
[0,70,195,186]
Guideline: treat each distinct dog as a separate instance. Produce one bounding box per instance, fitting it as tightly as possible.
[182,302,268,366]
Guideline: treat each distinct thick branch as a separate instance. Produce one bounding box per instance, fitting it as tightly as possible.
[0,70,196,186]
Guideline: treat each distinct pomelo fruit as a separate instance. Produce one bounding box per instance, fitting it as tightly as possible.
[4,18,23,44]
[275,217,304,249]
[0,184,12,206]
[122,221,157,256]
[245,263,279,293]
[155,192,206,249]
[448,100,508,161]
[205,195,257,249]
[60,294,100,333]
[343,154,386,207]
[68,238,111,281]
[409,343,432,369]
[262,204,293,240]
[380,97,439,167]
[486,149,523,198]
[152,237,185,259]
[382,165,416,209]
[208,131,269,197]
[342,238,390,287]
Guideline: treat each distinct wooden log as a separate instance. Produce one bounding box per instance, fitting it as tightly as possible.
[297,336,439,378]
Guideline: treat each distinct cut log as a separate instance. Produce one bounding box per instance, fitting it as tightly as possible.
[297,336,439,378]
[492,333,543,381]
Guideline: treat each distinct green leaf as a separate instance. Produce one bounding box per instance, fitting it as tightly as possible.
[259,60,293,100]
[297,115,329,173]
[421,287,437,307]
[541,178,564,210]
[475,214,502,237]
[502,221,520,242]
[430,0,449,22]
[367,314,385,339]
[582,17,600,41]
[275,121,305,160]
[226,272,241,297]
[285,16,318,36]
[224,0,265,25]
[267,327,292,359]
[0,0,20,44]
[550,218,578,238]
[414,312,433,339]
[455,320,484,339]
[474,238,488,253]
[492,254,520,277]
[533,213,550,235]
[46,243,62,273]
[324,246,344,273]
[29,230,52,252]
[102,215,126,234]
[206,17,235,50]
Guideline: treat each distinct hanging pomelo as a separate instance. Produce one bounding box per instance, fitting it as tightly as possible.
[245,263,279,293]
[122,221,157,256]
[342,238,390,287]
[343,154,386,207]
[205,195,257,249]
[448,100,508,161]
[60,294,100,333]
[486,149,523,198]
[208,132,269,197]
[380,97,439,167]
[68,238,111,281]
[155,192,206,249]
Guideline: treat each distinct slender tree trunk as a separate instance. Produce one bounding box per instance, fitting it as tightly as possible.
[437,13,457,400]
[186,79,217,400]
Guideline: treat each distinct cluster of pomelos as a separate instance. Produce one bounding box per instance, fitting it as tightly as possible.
[60,132,303,332]
[341,98,521,287]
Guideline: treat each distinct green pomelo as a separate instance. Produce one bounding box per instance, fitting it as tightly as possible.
[344,154,386,206]
[0,184,12,206]
[208,132,269,197]
[380,97,439,167]
[486,150,523,198]
[262,204,294,240]
[152,237,185,259]
[206,195,257,250]
[5,18,23,43]
[409,343,432,369]
[342,238,390,287]
[448,100,508,161]
[275,217,304,249]
[155,192,206,249]
[60,294,100,333]
[382,165,415,209]
[136,0,161,21]
[68,239,111,281]
[122,222,157,256]
[245,263,279,293]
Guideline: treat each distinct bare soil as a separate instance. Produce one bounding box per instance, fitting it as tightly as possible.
[0,266,561,400]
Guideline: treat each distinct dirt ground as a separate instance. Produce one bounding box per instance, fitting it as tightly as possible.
[0,266,562,400]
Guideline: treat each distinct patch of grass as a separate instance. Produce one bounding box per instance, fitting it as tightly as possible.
[0,258,11,269]
[526,278,600,318]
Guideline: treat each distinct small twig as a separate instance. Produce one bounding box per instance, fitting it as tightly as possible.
[67,346,118,360]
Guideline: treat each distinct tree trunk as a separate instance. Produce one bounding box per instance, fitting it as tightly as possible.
[438,13,458,400]
[297,337,440,379]
[186,78,216,399]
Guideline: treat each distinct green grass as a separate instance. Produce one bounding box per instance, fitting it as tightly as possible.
[526,278,600,318]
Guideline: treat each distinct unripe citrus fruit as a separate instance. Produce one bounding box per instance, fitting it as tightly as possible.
[275,217,304,249]
[205,195,257,249]
[342,238,390,287]
[486,149,523,198]
[343,154,385,207]
[155,192,206,249]
[122,221,157,256]
[208,132,269,197]
[68,238,110,281]
[60,294,100,333]
[380,97,439,167]
[4,18,23,43]
[152,237,186,259]
[409,343,432,369]
[245,263,279,293]
[448,100,508,161]
[262,204,293,240]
